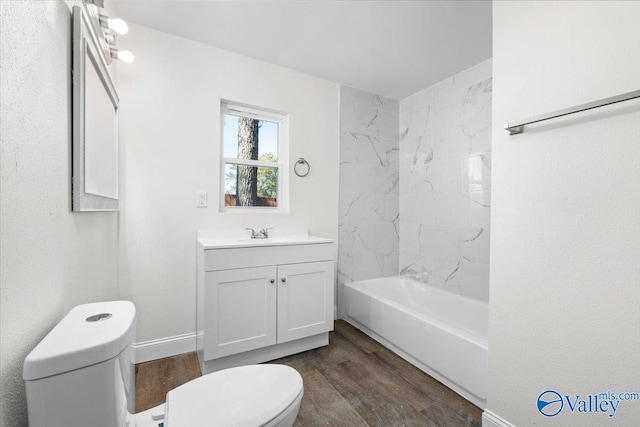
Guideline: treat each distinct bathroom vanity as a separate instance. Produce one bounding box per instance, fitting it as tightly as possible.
[196,230,334,374]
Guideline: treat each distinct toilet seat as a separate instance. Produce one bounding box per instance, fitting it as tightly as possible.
[165,364,303,427]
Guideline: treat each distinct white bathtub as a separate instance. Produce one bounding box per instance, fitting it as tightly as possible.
[343,276,488,408]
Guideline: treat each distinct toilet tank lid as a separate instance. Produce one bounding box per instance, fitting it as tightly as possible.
[23,301,136,381]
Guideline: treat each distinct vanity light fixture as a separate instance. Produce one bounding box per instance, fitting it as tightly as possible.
[81,0,134,65]
[104,32,116,46]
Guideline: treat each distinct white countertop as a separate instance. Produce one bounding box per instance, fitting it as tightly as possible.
[197,229,333,249]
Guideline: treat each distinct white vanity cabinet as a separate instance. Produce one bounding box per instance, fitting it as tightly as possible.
[196,230,334,374]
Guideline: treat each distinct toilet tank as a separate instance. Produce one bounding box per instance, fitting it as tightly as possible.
[23,301,137,427]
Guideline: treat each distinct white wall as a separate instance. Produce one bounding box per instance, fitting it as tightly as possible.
[337,86,399,315]
[0,2,119,425]
[399,59,492,302]
[488,1,640,426]
[117,24,340,346]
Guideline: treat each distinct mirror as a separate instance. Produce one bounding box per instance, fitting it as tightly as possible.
[72,5,119,211]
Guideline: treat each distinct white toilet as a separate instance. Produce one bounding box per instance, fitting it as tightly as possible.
[23,301,304,427]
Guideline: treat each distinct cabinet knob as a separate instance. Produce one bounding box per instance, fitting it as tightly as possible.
[269,279,275,284]
[281,277,287,283]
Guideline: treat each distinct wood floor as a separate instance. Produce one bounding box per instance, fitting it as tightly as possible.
[135,320,481,426]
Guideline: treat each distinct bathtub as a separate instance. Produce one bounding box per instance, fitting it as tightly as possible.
[343,277,488,408]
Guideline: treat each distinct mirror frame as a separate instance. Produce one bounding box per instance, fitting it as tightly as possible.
[72,5,119,211]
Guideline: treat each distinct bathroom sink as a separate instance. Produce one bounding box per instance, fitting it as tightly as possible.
[237,236,301,244]
[197,229,333,249]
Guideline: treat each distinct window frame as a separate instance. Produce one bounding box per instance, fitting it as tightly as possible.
[220,101,289,213]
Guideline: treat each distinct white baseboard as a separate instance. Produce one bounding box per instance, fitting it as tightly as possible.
[482,409,514,427]
[134,332,196,364]
[136,305,338,364]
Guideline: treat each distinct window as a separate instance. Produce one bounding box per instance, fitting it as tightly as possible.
[221,102,289,211]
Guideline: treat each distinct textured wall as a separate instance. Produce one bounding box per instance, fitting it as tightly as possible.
[399,60,492,302]
[488,1,640,425]
[117,23,340,344]
[0,2,119,426]
[337,86,399,314]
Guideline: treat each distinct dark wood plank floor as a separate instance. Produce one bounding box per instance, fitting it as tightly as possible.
[135,350,201,411]
[135,320,481,426]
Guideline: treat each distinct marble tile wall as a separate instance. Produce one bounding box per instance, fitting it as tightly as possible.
[338,86,399,313]
[399,59,492,302]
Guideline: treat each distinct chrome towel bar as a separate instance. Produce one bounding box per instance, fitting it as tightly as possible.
[505,89,640,135]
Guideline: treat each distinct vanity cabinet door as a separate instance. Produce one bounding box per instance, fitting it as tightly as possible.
[276,261,334,344]
[204,266,277,359]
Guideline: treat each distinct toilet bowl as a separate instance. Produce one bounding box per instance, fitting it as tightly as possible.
[23,301,303,427]
[137,364,303,427]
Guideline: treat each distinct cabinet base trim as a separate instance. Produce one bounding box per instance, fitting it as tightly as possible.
[134,332,196,364]
[198,332,329,374]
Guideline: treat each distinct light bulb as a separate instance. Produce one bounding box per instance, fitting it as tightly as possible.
[110,48,134,64]
[117,50,134,64]
[108,18,128,35]
[100,15,128,35]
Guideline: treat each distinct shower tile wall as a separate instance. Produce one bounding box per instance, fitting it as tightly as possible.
[338,86,399,309]
[399,59,492,302]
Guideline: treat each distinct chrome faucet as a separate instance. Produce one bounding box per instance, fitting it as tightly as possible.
[246,228,273,239]
[257,227,272,238]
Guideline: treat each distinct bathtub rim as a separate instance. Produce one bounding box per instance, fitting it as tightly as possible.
[345,275,489,306]
[344,277,489,347]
